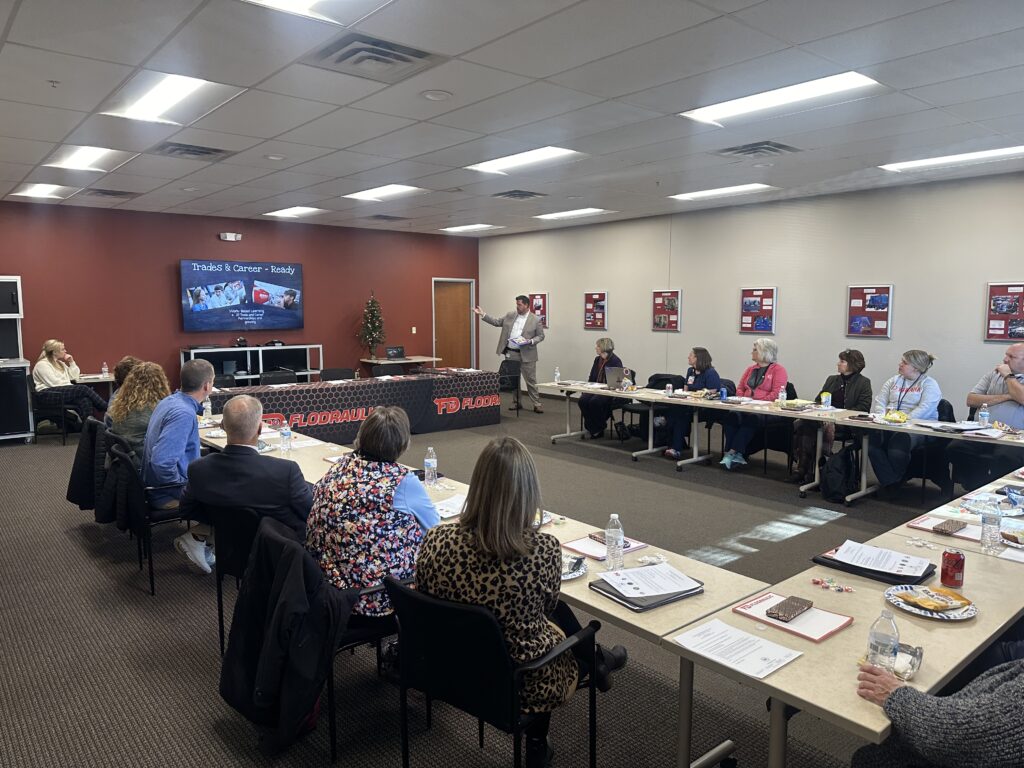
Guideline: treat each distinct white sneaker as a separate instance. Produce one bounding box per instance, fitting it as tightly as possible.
[175,533,212,574]
[204,543,216,570]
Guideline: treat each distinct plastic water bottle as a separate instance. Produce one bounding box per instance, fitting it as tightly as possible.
[101,361,109,376]
[980,502,1002,554]
[424,447,438,487]
[978,403,990,427]
[279,425,292,456]
[866,610,900,671]
[554,366,561,384]
[605,513,624,571]
[777,386,787,406]
[202,398,212,420]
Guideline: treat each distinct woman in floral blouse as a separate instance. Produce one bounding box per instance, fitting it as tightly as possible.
[305,406,438,631]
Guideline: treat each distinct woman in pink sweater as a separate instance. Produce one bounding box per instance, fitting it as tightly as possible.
[721,337,788,469]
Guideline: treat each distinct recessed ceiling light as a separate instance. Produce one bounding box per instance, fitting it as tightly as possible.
[264,154,287,161]
[263,206,327,218]
[238,0,343,24]
[440,224,504,233]
[533,208,614,221]
[420,89,452,102]
[668,183,777,201]
[680,71,879,127]
[44,146,110,171]
[466,146,581,175]
[114,74,205,123]
[11,183,79,199]
[343,184,426,202]
[101,71,243,127]
[181,187,200,193]
[879,145,1024,172]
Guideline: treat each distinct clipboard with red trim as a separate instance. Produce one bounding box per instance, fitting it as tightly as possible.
[732,592,853,643]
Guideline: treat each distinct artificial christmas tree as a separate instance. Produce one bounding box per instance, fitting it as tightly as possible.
[357,291,386,359]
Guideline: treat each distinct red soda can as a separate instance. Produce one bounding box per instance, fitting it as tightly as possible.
[941,548,965,588]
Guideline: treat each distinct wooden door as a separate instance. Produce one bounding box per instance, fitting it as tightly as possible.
[433,280,473,368]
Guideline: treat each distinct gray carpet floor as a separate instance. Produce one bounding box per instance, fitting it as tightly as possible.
[0,396,939,767]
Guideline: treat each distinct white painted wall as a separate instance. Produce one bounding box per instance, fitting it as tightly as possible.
[478,174,1024,416]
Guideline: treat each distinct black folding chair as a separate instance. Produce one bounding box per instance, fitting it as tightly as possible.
[498,359,522,416]
[321,368,356,381]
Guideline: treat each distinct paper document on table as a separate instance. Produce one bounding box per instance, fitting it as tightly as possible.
[732,593,853,642]
[999,548,1024,563]
[289,438,322,449]
[834,540,929,577]
[674,619,801,679]
[434,493,467,519]
[907,515,982,542]
[599,562,700,597]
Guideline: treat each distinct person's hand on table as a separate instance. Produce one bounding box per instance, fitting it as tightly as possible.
[856,664,905,706]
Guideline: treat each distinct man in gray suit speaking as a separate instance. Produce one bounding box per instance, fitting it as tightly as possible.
[474,295,545,413]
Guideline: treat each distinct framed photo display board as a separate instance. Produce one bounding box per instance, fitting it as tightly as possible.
[528,292,548,328]
[584,291,607,330]
[847,285,893,338]
[739,287,776,334]
[986,282,1024,341]
[652,289,680,331]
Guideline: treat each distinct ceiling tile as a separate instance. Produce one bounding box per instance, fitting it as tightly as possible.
[570,115,707,156]
[0,44,132,111]
[407,136,535,168]
[941,91,1024,122]
[977,113,1024,136]
[349,60,529,120]
[802,0,1024,68]
[189,186,276,206]
[245,170,333,192]
[276,108,414,149]
[549,17,787,99]
[0,160,32,182]
[735,0,946,45]
[256,64,387,106]
[496,101,665,145]
[354,0,578,56]
[347,123,481,160]
[341,159,453,185]
[465,0,717,78]
[175,164,273,186]
[777,108,964,151]
[286,149,396,176]
[431,82,602,134]
[0,100,85,143]
[28,166,106,187]
[907,65,1024,107]
[193,90,339,138]
[89,173,172,194]
[147,0,341,87]
[169,128,264,153]
[116,154,211,179]
[8,0,202,65]
[0,136,56,165]
[222,141,336,169]
[65,114,180,152]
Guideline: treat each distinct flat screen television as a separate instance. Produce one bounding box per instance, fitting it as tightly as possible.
[180,259,303,332]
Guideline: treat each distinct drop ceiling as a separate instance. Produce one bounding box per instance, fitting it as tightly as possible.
[1,0,1023,236]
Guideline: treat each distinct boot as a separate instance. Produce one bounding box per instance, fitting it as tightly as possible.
[525,736,554,768]
[594,644,628,692]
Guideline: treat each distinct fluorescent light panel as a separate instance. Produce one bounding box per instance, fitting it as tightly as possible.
[101,71,243,127]
[879,145,1024,172]
[680,71,879,126]
[533,208,613,221]
[440,224,504,233]
[343,184,425,202]
[669,183,776,201]
[239,0,339,23]
[45,146,110,171]
[11,183,78,199]
[120,74,205,123]
[466,146,580,174]
[263,206,327,218]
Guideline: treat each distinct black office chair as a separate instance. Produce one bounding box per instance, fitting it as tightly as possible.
[371,363,404,377]
[498,359,522,416]
[745,381,799,474]
[109,444,186,596]
[384,577,599,768]
[207,505,262,656]
[259,370,297,385]
[702,378,737,451]
[621,372,683,437]
[321,367,356,381]
[213,374,237,389]
[903,398,956,500]
[28,378,70,444]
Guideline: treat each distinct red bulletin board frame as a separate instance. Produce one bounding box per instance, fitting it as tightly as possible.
[847,284,892,338]
[584,291,607,330]
[652,289,680,332]
[986,281,1024,342]
[528,292,548,328]
[739,287,776,335]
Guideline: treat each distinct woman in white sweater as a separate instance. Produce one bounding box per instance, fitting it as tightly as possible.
[867,349,941,494]
[32,339,108,424]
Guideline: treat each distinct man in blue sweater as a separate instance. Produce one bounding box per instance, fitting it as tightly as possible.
[143,358,215,571]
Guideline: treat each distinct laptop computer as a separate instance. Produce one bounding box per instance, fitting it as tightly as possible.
[385,345,406,360]
[603,366,625,389]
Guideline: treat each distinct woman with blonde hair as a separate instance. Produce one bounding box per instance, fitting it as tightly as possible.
[108,362,171,460]
[32,338,108,424]
[416,436,626,767]
[578,337,625,438]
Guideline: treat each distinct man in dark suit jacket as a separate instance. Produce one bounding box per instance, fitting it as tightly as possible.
[179,395,312,574]
[475,294,546,412]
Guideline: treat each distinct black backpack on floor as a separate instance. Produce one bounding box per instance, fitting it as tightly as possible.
[820,444,860,503]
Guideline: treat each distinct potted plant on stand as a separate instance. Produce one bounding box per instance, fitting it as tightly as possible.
[357,291,386,360]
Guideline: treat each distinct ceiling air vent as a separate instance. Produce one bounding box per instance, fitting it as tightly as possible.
[302,33,446,84]
[492,190,547,200]
[77,188,139,200]
[364,214,409,222]
[715,141,801,159]
[150,142,236,161]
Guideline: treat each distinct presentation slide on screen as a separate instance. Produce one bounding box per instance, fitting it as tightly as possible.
[180,259,303,332]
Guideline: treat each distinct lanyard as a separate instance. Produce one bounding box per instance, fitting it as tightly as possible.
[895,374,923,413]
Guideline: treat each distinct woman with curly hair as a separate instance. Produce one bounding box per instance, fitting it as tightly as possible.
[108,362,171,461]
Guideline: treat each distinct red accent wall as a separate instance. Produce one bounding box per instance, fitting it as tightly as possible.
[0,202,478,378]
